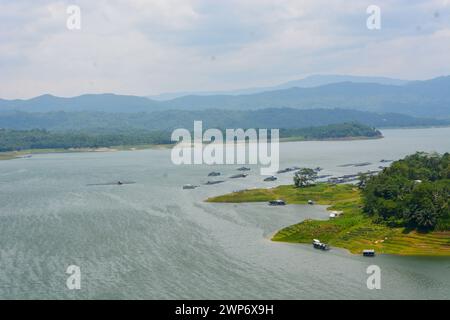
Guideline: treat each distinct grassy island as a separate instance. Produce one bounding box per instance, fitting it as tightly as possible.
[206,183,450,256]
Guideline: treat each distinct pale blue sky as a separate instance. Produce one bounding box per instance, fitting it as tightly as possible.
[1,0,449,98]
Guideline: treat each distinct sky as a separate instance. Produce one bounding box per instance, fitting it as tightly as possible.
[1,0,450,99]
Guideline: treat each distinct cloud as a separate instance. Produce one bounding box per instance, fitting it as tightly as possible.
[0,0,449,98]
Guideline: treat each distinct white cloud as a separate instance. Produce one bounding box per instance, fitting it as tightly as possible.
[0,0,449,98]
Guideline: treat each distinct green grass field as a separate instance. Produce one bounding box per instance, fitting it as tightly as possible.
[207,184,450,256]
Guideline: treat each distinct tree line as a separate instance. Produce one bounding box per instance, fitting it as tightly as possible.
[0,129,173,151]
[0,123,381,152]
[280,122,381,140]
[360,152,449,230]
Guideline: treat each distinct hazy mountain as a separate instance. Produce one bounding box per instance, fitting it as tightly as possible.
[156,76,450,118]
[0,76,449,118]
[0,93,160,113]
[148,74,409,100]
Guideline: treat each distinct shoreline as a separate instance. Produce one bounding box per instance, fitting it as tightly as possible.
[206,183,450,257]
[0,134,381,161]
[0,143,174,161]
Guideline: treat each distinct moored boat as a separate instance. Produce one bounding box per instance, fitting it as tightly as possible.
[205,180,225,185]
[312,239,330,250]
[269,200,286,206]
[230,173,248,179]
[363,249,376,257]
[183,184,198,189]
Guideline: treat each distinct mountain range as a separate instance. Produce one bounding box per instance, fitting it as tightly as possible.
[0,75,449,119]
[148,74,410,100]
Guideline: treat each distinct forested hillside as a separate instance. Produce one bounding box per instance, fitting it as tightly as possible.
[362,153,450,230]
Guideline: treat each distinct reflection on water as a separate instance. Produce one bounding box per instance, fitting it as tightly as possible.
[0,127,449,299]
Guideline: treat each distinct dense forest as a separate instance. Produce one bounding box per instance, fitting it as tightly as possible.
[0,129,173,151]
[361,153,450,230]
[0,123,380,152]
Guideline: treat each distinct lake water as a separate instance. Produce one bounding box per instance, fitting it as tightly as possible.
[0,127,449,299]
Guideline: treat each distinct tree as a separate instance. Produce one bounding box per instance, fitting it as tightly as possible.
[294,168,318,188]
[412,207,438,229]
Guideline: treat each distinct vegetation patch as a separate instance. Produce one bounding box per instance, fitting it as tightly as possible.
[361,152,449,231]
[207,182,450,256]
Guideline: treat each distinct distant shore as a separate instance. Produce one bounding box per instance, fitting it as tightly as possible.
[0,134,382,161]
[206,183,450,257]
[0,144,173,161]
[279,135,383,142]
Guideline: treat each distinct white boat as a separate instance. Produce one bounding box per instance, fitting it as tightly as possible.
[312,239,329,250]
[329,210,343,218]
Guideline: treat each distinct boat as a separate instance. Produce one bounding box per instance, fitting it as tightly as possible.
[363,249,375,257]
[312,239,330,250]
[182,184,198,189]
[327,170,382,185]
[329,211,343,219]
[230,173,248,179]
[354,162,371,167]
[317,174,332,179]
[277,166,300,174]
[263,176,277,182]
[308,200,314,205]
[269,200,286,206]
[204,180,225,185]
[339,162,371,167]
[87,181,136,186]
[208,172,221,176]
[338,163,355,167]
[237,167,251,171]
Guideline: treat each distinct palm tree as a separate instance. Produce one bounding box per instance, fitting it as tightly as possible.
[414,208,437,229]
